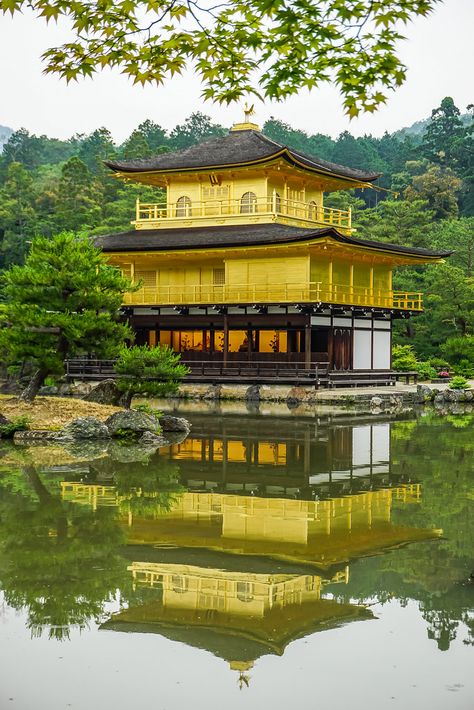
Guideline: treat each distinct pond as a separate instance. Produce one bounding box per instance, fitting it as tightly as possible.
[0,406,472,710]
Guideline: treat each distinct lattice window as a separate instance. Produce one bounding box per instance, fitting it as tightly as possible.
[308,200,318,219]
[240,191,257,214]
[289,188,304,203]
[213,268,225,285]
[176,195,192,217]
[135,270,156,288]
[171,575,188,593]
[120,264,132,280]
[202,186,229,200]
[236,581,254,602]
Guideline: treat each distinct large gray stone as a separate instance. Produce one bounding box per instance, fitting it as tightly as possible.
[62,416,111,439]
[105,409,161,437]
[159,415,191,433]
[246,385,261,402]
[415,385,435,403]
[38,385,59,396]
[445,389,465,402]
[83,380,122,406]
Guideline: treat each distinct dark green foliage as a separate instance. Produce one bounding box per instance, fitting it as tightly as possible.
[115,345,190,407]
[0,232,134,400]
[391,345,419,371]
[441,336,474,365]
[415,362,437,381]
[0,415,30,437]
[169,112,226,150]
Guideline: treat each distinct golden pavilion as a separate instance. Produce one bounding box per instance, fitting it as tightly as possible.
[96,113,450,377]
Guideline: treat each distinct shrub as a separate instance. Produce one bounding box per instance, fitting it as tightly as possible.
[428,357,450,371]
[416,362,437,381]
[133,402,163,418]
[449,376,470,390]
[392,345,418,371]
[0,415,31,437]
[441,336,474,365]
[452,359,474,379]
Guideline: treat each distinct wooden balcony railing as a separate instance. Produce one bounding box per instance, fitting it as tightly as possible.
[133,196,352,230]
[123,281,423,310]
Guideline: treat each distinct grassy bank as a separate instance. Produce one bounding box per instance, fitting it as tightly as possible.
[0,396,121,430]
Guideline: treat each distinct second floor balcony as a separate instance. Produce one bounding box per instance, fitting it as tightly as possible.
[133,195,352,233]
[123,281,423,311]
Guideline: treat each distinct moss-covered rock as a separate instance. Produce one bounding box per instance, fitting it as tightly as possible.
[62,416,111,439]
[105,409,161,438]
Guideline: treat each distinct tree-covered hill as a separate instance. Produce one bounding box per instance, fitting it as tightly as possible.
[394,111,473,139]
[0,96,473,362]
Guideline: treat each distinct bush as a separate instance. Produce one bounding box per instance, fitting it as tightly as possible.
[452,359,474,379]
[392,345,418,371]
[416,362,437,381]
[428,357,450,371]
[449,376,470,390]
[133,402,163,418]
[441,336,474,366]
[0,415,31,437]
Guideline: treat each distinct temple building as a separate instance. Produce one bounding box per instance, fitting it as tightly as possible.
[96,113,450,377]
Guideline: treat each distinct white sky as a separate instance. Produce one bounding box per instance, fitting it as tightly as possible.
[0,0,472,142]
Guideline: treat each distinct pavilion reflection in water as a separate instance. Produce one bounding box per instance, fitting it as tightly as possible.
[59,418,441,679]
[102,561,371,681]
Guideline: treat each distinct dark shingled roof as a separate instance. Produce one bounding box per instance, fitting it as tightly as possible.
[105,130,380,183]
[94,223,451,259]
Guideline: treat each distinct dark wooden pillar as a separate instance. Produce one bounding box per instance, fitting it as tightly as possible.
[247,327,252,360]
[305,322,312,368]
[210,329,215,357]
[223,315,229,366]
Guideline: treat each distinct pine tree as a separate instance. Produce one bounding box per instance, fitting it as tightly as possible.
[0,232,133,401]
[115,345,189,408]
[121,130,152,160]
[422,97,465,167]
[56,157,102,231]
[0,162,38,267]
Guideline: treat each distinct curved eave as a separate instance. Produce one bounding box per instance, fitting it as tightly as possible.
[95,226,452,264]
[105,147,380,187]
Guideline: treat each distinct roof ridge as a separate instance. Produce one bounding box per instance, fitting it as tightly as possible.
[250,130,285,152]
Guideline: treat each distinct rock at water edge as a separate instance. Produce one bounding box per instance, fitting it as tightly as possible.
[105,409,161,437]
[62,416,111,440]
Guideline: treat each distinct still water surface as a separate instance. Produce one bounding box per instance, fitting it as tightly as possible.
[0,407,472,709]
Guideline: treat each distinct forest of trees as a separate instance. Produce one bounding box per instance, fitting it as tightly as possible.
[0,96,473,364]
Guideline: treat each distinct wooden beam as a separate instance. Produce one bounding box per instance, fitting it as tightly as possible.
[223,314,229,366]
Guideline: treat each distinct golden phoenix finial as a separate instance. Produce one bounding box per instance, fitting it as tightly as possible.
[243,102,255,123]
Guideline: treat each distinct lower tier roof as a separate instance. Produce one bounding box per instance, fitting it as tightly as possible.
[94,224,451,259]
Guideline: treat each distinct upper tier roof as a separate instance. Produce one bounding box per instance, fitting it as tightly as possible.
[105,129,380,183]
[95,223,451,260]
